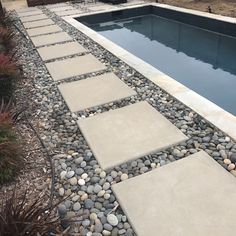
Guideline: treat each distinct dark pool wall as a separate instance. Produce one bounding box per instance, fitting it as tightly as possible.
[76,5,236,37]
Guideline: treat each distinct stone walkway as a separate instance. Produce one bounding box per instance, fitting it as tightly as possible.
[15,2,236,235]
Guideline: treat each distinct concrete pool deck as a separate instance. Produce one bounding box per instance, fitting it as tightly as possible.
[15,1,236,235]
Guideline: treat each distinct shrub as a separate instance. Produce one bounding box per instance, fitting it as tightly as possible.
[0,188,60,236]
[0,99,22,184]
[0,27,14,52]
[0,53,18,100]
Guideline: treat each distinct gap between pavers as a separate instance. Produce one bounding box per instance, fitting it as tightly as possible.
[26,25,62,37]
[23,19,55,29]
[37,41,87,61]
[31,32,72,47]
[78,101,188,170]
[17,9,43,17]
[58,72,137,112]
[112,150,236,236]
[20,14,49,23]
[45,54,106,81]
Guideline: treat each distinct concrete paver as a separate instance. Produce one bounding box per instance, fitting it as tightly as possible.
[112,151,236,236]
[31,32,72,47]
[37,41,87,61]
[46,54,106,81]
[27,25,62,37]
[78,101,187,170]
[17,9,43,17]
[20,14,48,22]
[23,19,55,29]
[58,72,137,112]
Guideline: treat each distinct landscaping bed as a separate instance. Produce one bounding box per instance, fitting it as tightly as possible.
[0,10,63,236]
[158,0,236,18]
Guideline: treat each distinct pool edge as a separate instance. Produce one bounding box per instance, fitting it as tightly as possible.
[63,3,236,141]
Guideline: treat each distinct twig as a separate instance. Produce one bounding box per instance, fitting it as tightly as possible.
[23,111,56,209]
[108,203,119,215]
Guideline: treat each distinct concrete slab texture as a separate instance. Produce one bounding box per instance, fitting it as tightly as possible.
[17,10,43,17]
[58,73,137,112]
[78,101,187,170]
[27,25,62,37]
[37,42,87,61]
[16,7,38,13]
[23,19,55,29]
[112,151,236,236]
[31,32,72,47]
[20,14,48,22]
[45,54,106,81]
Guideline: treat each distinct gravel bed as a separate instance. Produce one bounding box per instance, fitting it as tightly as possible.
[12,4,236,235]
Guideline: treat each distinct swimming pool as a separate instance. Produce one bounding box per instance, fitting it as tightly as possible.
[76,6,236,116]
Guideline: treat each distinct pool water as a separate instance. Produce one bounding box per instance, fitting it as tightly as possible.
[89,14,236,115]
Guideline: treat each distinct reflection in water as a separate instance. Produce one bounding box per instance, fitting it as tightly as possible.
[90,15,236,115]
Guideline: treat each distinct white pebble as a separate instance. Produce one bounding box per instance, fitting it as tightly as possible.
[81,193,88,201]
[90,213,97,221]
[97,190,105,197]
[228,163,235,171]
[107,214,118,226]
[60,171,67,180]
[69,177,77,186]
[151,163,156,168]
[225,137,230,142]
[81,173,88,179]
[102,230,111,235]
[95,168,102,174]
[72,152,79,156]
[58,188,64,196]
[104,193,110,200]
[120,173,128,181]
[100,171,106,179]
[78,178,85,186]
[224,159,231,165]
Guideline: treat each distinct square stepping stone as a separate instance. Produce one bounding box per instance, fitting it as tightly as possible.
[27,25,62,37]
[31,32,72,47]
[37,42,87,61]
[58,73,137,112]
[21,14,48,23]
[46,54,106,81]
[56,9,82,16]
[18,10,43,17]
[23,19,55,29]
[50,6,75,12]
[78,101,187,170]
[16,7,39,13]
[112,151,236,236]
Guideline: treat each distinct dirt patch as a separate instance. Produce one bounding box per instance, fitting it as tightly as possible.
[155,0,236,18]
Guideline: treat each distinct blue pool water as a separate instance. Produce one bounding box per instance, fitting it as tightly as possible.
[89,14,236,115]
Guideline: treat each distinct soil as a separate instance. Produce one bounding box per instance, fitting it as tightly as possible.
[155,0,236,18]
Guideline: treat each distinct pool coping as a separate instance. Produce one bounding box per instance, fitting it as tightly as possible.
[63,2,236,141]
